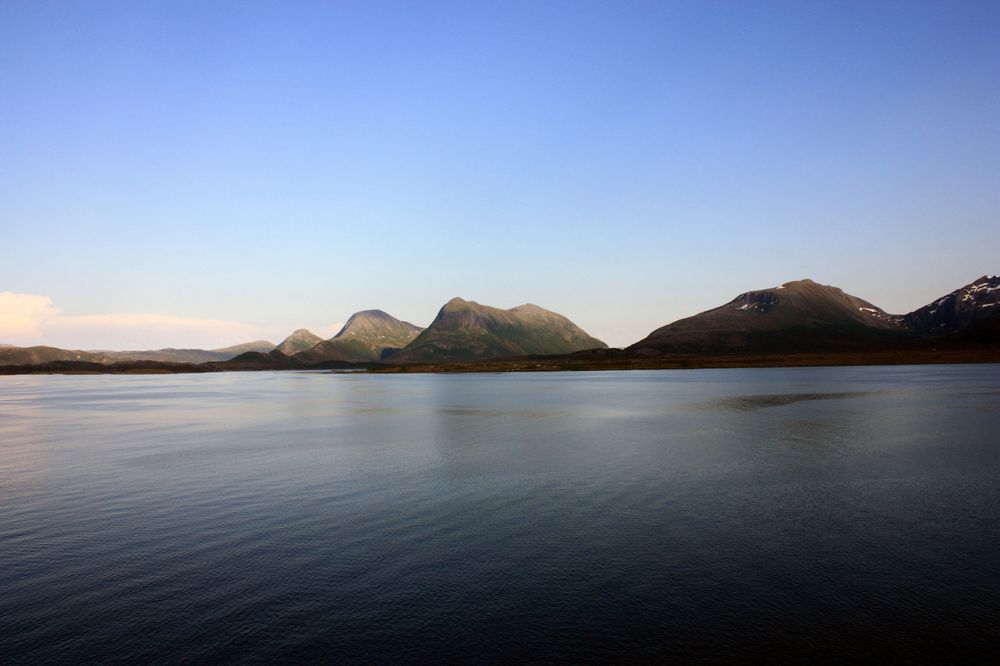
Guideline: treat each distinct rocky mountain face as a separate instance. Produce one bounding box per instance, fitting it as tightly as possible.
[628,279,911,354]
[903,275,1000,336]
[630,276,1000,355]
[296,310,423,363]
[275,329,323,356]
[389,298,607,363]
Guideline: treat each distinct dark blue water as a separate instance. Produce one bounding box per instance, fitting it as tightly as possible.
[2,366,999,662]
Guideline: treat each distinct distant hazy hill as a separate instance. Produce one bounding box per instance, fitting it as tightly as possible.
[99,340,276,364]
[628,279,909,354]
[214,349,304,370]
[389,298,606,363]
[0,340,276,366]
[296,310,423,362]
[212,340,276,356]
[0,345,112,366]
[275,329,323,356]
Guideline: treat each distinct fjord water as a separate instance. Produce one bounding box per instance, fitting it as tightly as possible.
[2,367,999,662]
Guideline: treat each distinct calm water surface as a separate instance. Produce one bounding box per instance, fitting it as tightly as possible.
[2,366,999,662]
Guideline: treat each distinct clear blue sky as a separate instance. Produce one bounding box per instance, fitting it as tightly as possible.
[2,0,998,348]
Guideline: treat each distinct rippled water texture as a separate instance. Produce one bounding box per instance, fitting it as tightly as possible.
[2,366,999,662]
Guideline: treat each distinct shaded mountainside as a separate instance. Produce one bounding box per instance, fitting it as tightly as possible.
[389,298,607,363]
[936,307,1000,347]
[296,310,423,362]
[275,329,323,356]
[628,279,910,355]
[903,275,1000,336]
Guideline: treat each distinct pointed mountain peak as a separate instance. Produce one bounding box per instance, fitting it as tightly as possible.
[275,329,324,355]
[297,310,424,363]
[438,297,481,315]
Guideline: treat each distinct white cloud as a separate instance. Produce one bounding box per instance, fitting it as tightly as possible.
[0,292,289,350]
[0,293,60,341]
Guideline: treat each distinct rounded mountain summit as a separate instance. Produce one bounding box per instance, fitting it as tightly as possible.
[387,298,607,363]
[296,310,424,363]
[628,279,908,355]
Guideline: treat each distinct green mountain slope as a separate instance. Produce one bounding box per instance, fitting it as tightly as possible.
[275,329,323,356]
[296,310,423,362]
[0,346,112,365]
[389,298,606,363]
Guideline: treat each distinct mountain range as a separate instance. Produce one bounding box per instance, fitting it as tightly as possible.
[2,275,997,371]
[628,275,999,355]
[0,340,275,366]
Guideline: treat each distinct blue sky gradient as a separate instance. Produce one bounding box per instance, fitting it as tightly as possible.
[2,1,999,348]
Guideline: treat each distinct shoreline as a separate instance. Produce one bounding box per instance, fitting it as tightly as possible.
[2,347,999,375]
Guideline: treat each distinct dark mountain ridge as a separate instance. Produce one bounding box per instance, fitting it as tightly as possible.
[630,275,999,355]
[903,275,1000,336]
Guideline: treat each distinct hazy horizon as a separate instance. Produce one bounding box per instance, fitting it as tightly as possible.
[3,1,999,349]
